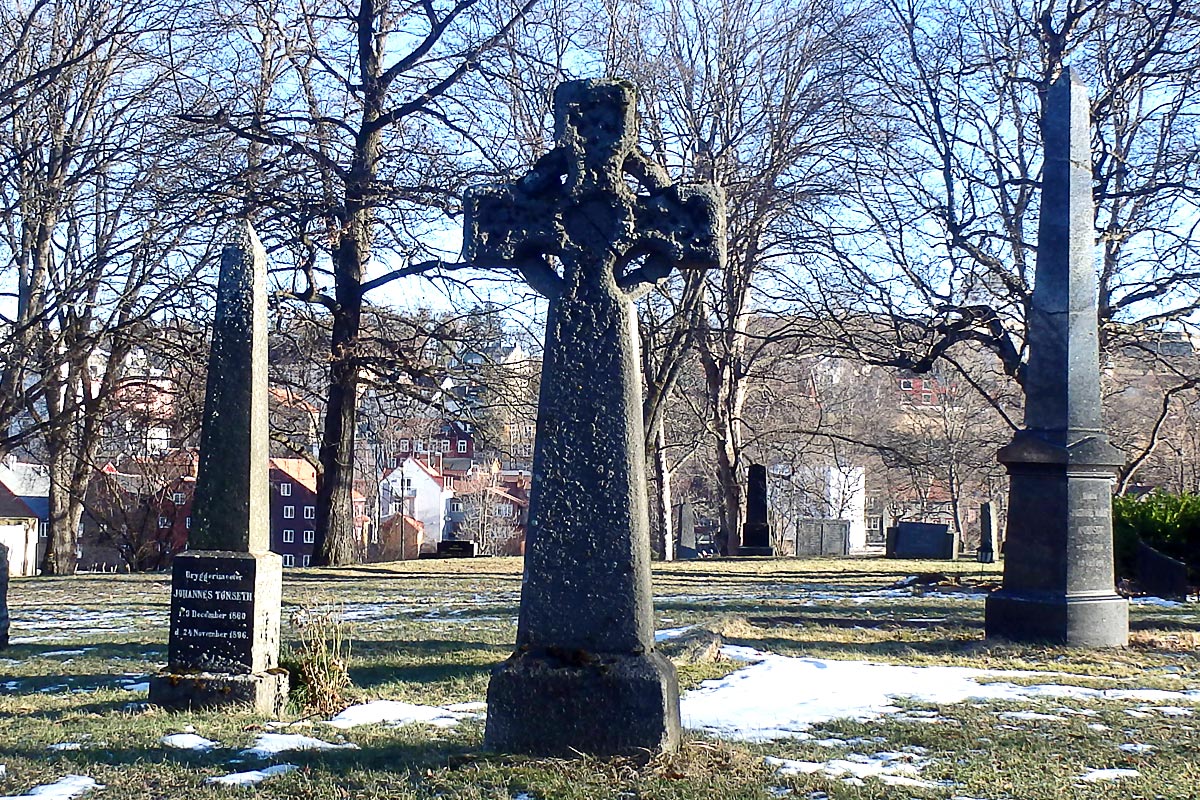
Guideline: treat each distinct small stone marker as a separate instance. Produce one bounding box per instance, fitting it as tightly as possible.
[739,464,773,556]
[985,70,1128,647]
[794,518,850,557]
[148,222,289,713]
[0,542,9,649]
[463,79,725,757]
[676,501,698,559]
[978,502,998,563]
[436,540,477,558]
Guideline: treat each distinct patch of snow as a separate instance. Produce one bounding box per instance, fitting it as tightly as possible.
[121,683,149,693]
[4,775,103,799]
[764,752,950,790]
[654,626,695,642]
[46,744,82,752]
[161,733,217,751]
[1119,743,1154,754]
[1078,768,1140,782]
[37,650,90,658]
[996,711,1067,722]
[1130,597,1183,608]
[1088,723,1110,732]
[243,733,358,758]
[204,764,297,786]
[326,700,484,730]
[682,646,1200,741]
[1148,705,1193,717]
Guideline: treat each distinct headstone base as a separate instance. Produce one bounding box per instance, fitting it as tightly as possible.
[485,649,680,758]
[736,546,774,557]
[148,669,289,715]
[985,590,1128,647]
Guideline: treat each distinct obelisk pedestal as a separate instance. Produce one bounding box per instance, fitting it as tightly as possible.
[738,464,774,556]
[149,223,288,713]
[985,71,1128,647]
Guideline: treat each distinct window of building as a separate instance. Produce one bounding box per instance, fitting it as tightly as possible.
[523,424,534,437]
[283,505,295,519]
[303,505,315,519]
[441,439,451,452]
[390,501,403,516]
[186,516,191,529]
[415,441,426,452]
[449,500,464,513]
[302,555,311,567]
[398,439,410,452]
[457,439,468,453]
[283,529,295,542]
[280,483,292,496]
[867,516,882,530]
[443,476,454,490]
[303,529,315,543]
[921,392,933,403]
[282,553,295,567]
[158,516,169,529]
[495,503,513,518]
[899,378,913,390]
[171,492,184,504]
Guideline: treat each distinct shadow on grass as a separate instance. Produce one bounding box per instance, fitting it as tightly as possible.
[347,639,510,690]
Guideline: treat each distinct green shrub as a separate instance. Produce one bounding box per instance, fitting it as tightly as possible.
[1112,491,1200,578]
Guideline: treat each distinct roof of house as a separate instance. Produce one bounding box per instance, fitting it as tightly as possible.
[271,458,318,492]
[0,459,50,498]
[0,480,37,519]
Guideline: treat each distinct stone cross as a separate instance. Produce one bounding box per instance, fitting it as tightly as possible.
[463,79,725,757]
[149,222,289,713]
[985,70,1128,647]
[740,463,774,556]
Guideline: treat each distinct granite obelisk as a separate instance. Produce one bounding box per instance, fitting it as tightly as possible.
[148,222,289,712]
[739,464,774,556]
[464,80,725,757]
[985,70,1128,647]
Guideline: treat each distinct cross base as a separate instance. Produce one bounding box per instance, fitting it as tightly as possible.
[485,649,680,758]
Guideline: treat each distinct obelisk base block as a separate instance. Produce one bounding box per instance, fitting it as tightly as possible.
[149,670,289,716]
[485,649,681,758]
[985,590,1128,648]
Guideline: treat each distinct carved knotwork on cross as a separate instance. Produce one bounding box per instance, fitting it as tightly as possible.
[463,79,725,296]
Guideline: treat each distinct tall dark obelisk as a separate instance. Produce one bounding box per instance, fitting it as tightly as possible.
[149,222,289,712]
[985,70,1128,647]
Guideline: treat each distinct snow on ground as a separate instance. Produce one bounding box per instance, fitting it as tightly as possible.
[765,751,952,790]
[1078,768,1140,782]
[681,646,1200,740]
[326,700,486,730]
[161,733,217,751]
[2,775,103,800]
[204,765,297,787]
[242,734,359,758]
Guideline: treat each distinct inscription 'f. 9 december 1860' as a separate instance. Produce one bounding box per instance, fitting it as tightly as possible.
[168,555,260,673]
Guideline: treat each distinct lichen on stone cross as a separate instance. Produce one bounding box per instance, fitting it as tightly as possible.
[463,79,725,295]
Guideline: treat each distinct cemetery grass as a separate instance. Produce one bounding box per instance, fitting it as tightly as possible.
[0,558,1196,799]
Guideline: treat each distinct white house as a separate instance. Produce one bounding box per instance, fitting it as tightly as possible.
[379,457,454,550]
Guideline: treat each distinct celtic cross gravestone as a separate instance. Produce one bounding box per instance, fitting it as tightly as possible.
[464,79,725,756]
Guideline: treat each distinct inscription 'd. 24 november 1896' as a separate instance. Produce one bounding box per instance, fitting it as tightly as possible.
[168,556,257,673]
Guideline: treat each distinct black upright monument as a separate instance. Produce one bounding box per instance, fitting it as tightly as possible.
[985,71,1128,647]
[739,464,774,556]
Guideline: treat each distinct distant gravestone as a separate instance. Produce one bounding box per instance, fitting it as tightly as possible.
[0,542,9,649]
[676,501,698,560]
[739,464,773,556]
[886,522,957,560]
[436,540,477,558]
[794,518,850,557]
[148,223,288,714]
[985,71,1128,647]
[1136,541,1189,600]
[463,79,725,757]
[978,502,999,563]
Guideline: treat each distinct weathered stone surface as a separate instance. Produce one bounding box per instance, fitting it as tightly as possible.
[739,464,773,556]
[986,71,1128,647]
[464,79,725,757]
[485,651,680,758]
[152,222,288,712]
[793,518,850,557]
[677,501,697,559]
[0,542,9,649]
